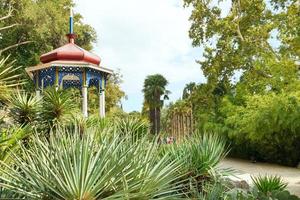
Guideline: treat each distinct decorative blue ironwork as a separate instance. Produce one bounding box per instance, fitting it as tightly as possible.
[63,80,81,89]
[58,66,83,88]
[86,68,102,89]
[38,67,55,88]
[33,66,106,91]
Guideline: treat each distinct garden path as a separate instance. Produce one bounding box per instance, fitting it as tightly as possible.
[220,158,300,196]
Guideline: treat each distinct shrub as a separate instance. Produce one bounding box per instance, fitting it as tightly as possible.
[8,91,40,125]
[225,176,299,200]
[113,116,150,141]
[251,175,287,195]
[0,125,31,162]
[166,133,228,177]
[41,87,79,127]
[161,133,230,198]
[0,127,185,199]
[223,91,300,166]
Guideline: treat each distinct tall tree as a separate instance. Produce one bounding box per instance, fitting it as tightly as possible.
[0,0,96,68]
[183,0,299,89]
[182,82,196,99]
[182,0,299,129]
[142,74,169,134]
[180,0,300,165]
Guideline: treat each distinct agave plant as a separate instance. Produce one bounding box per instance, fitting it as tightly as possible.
[251,175,287,195]
[41,87,79,127]
[8,91,40,125]
[0,57,24,103]
[0,127,185,199]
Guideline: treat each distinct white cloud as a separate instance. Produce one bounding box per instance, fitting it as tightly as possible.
[74,0,207,112]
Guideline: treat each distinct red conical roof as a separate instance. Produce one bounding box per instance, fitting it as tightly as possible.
[40,35,101,65]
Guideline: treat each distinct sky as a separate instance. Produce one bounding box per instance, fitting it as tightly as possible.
[74,0,231,112]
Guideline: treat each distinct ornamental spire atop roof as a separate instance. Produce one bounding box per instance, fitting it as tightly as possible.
[39,9,101,65]
[69,8,74,34]
[67,7,75,43]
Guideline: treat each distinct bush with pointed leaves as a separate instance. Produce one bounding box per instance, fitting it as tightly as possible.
[0,127,185,199]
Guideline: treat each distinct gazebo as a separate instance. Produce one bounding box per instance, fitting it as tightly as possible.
[25,10,112,118]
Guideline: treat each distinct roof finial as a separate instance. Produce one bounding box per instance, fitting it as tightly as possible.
[69,7,74,34]
[67,7,75,43]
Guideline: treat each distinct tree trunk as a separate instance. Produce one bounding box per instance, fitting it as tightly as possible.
[150,108,156,134]
[183,115,186,137]
[150,106,161,134]
[156,107,161,134]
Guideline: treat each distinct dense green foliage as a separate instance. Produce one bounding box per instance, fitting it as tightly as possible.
[0,112,230,199]
[223,90,300,165]
[0,129,184,199]
[1,92,299,199]
[0,0,96,67]
[165,133,228,178]
[0,0,299,198]
[160,0,300,166]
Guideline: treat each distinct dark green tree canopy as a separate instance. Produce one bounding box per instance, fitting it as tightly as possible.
[143,74,170,109]
[184,0,299,88]
[0,0,97,67]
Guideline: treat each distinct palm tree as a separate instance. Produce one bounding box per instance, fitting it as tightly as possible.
[142,74,169,134]
[182,82,196,99]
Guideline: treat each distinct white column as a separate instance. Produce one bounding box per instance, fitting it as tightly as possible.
[82,86,88,118]
[36,90,41,99]
[99,90,105,118]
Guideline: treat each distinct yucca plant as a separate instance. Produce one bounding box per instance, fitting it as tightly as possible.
[251,175,287,195]
[0,57,24,103]
[166,133,229,177]
[0,127,185,199]
[113,116,150,141]
[0,125,31,162]
[67,114,111,137]
[41,87,79,127]
[161,133,230,197]
[8,91,40,125]
[189,182,228,200]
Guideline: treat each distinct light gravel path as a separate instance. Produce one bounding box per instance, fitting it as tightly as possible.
[219,158,300,196]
